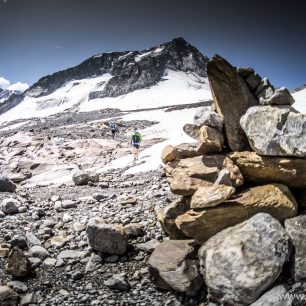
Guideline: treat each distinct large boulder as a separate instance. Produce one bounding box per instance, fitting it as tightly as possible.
[175,184,297,244]
[165,154,243,195]
[193,106,224,131]
[285,215,306,281]
[207,55,258,151]
[229,151,306,188]
[157,198,190,239]
[148,240,203,296]
[190,185,235,209]
[259,87,295,106]
[0,286,19,306]
[196,125,224,154]
[198,213,291,305]
[6,247,31,277]
[86,217,127,255]
[240,105,306,157]
[0,176,16,193]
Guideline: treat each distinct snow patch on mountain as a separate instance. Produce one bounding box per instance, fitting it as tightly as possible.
[0,70,211,124]
[293,86,306,114]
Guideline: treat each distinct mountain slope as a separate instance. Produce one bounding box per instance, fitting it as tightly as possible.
[0,37,211,123]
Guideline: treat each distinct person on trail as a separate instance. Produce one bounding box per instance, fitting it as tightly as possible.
[110,122,118,139]
[130,128,142,161]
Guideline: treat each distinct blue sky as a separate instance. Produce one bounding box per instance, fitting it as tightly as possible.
[0,0,305,90]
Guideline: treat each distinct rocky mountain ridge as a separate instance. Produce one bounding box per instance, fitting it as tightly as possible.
[0,37,209,116]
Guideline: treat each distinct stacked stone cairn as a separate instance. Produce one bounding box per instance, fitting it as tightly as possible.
[149,54,306,305]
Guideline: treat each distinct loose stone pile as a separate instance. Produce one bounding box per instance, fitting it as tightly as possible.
[155,54,306,305]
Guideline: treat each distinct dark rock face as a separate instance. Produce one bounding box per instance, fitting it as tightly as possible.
[0,38,209,115]
[207,55,258,151]
[0,176,16,193]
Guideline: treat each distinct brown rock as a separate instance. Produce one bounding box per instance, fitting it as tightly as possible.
[207,55,258,151]
[165,155,243,195]
[148,240,203,296]
[0,286,19,306]
[157,198,191,239]
[175,184,297,244]
[229,151,306,188]
[161,145,177,163]
[190,185,235,209]
[6,247,31,277]
[196,125,224,154]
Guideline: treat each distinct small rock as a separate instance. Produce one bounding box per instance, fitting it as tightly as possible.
[104,273,130,291]
[62,200,76,209]
[10,235,27,249]
[137,239,160,253]
[1,198,20,214]
[124,223,144,238]
[259,87,295,106]
[92,193,106,201]
[72,171,89,186]
[25,232,41,248]
[20,292,38,306]
[29,245,49,260]
[71,270,83,280]
[7,281,28,294]
[43,257,57,267]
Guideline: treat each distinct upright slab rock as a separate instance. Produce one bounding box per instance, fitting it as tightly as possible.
[86,217,127,255]
[229,151,306,188]
[240,106,306,157]
[6,247,31,277]
[175,184,297,244]
[207,55,258,151]
[199,213,291,305]
[285,215,306,281]
[149,240,203,296]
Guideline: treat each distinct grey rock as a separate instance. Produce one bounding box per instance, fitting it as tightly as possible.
[214,169,232,186]
[29,245,49,260]
[72,171,89,186]
[240,105,306,157]
[199,213,290,305]
[207,55,258,151]
[183,123,200,140]
[40,219,57,229]
[57,250,87,260]
[43,257,57,267]
[104,273,130,291]
[285,215,306,281]
[193,106,224,131]
[250,284,292,306]
[61,200,76,209]
[137,239,160,253]
[92,192,107,201]
[149,240,203,296]
[7,281,28,294]
[28,257,42,270]
[25,232,41,248]
[0,175,16,193]
[86,217,127,255]
[260,87,295,106]
[254,77,274,96]
[20,292,38,306]
[257,86,275,100]
[0,286,19,306]
[1,198,20,214]
[85,254,102,273]
[10,235,27,249]
[71,270,83,280]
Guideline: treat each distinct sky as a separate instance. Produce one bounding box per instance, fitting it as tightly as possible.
[0,0,305,90]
